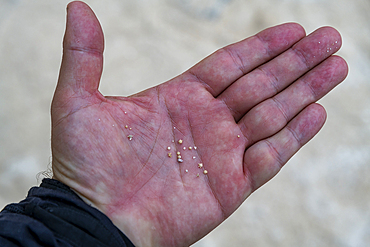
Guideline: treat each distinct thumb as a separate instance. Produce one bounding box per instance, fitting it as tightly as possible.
[53,1,104,110]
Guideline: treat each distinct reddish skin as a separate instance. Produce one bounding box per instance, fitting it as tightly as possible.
[51,2,348,247]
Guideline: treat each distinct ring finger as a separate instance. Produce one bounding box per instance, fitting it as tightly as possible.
[238,55,348,146]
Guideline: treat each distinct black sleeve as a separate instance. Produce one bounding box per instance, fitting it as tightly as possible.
[0,178,135,247]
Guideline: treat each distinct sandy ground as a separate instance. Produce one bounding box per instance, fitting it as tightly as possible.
[1,0,370,246]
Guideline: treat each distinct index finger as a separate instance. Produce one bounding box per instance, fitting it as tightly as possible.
[187,23,306,96]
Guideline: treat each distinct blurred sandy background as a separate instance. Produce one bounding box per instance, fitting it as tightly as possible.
[1,0,369,246]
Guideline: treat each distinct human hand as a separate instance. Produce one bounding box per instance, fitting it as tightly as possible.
[51,2,348,246]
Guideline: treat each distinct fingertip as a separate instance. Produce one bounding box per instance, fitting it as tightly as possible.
[67,1,89,11]
[284,22,306,37]
[303,103,327,135]
[315,26,343,48]
[265,22,306,37]
[64,0,104,53]
[330,55,349,80]
[317,26,342,39]
[257,22,306,53]
[310,102,327,122]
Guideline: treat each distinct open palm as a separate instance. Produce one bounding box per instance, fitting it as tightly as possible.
[51,2,348,247]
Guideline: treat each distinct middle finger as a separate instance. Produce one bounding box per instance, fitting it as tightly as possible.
[218,26,342,121]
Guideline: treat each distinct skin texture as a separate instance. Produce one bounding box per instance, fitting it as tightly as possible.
[51,1,348,247]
